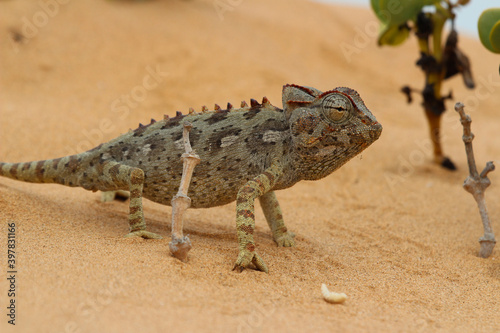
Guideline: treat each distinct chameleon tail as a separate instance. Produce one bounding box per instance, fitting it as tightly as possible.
[0,153,89,187]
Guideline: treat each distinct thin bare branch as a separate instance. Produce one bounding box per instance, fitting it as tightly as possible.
[169,122,201,262]
[455,102,496,258]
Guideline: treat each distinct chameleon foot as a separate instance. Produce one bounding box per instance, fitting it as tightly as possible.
[233,249,269,273]
[124,230,162,239]
[169,236,192,262]
[274,231,296,247]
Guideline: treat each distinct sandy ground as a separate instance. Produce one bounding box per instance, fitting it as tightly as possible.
[0,0,499,332]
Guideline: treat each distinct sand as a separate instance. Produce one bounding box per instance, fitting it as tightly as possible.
[0,0,499,332]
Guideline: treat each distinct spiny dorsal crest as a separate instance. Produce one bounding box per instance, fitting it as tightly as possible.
[132,96,280,135]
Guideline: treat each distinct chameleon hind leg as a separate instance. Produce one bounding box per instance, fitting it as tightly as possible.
[259,191,295,247]
[233,160,283,273]
[100,161,161,239]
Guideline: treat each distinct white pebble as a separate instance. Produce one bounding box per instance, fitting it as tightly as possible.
[321,284,347,304]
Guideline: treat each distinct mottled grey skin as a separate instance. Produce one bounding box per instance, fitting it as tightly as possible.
[0,84,382,272]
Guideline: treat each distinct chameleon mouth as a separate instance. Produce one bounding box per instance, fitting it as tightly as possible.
[370,122,383,141]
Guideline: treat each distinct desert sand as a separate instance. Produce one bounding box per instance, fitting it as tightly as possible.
[0,0,499,332]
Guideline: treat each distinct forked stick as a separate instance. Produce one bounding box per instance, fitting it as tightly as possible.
[455,102,496,258]
[169,122,201,261]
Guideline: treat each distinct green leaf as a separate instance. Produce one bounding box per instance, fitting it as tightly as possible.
[371,0,387,23]
[490,20,500,52]
[378,22,411,46]
[478,8,500,53]
[372,0,439,26]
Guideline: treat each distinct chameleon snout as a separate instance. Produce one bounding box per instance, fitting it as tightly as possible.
[371,122,383,141]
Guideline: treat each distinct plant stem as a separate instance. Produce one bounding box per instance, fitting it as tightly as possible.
[455,102,496,258]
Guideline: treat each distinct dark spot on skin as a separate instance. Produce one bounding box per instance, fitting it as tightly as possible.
[133,130,145,137]
[171,132,183,141]
[263,118,289,131]
[154,166,158,170]
[122,147,129,152]
[244,108,260,120]
[208,128,242,150]
[161,117,182,129]
[52,158,61,170]
[204,112,228,125]
[187,129,201,146]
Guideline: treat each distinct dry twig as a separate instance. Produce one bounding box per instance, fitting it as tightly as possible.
[169,122,201,261]
[455,102,496,258]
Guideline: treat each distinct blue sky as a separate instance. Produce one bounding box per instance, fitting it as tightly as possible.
[317,0,496,39]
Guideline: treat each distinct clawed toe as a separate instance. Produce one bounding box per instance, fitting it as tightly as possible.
[233,250,269,273]
[275,231,296,247]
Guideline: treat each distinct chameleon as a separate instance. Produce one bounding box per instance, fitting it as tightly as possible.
[0,84,382,272]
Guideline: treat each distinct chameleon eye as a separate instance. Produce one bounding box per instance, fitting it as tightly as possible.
[321,93,352,124]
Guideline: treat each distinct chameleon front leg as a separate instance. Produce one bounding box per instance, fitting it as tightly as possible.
[259,191,295,247]
[100,161,161,239]
[233,160,283,273]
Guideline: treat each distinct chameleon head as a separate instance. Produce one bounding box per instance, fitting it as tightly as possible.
[283,84,382,180]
